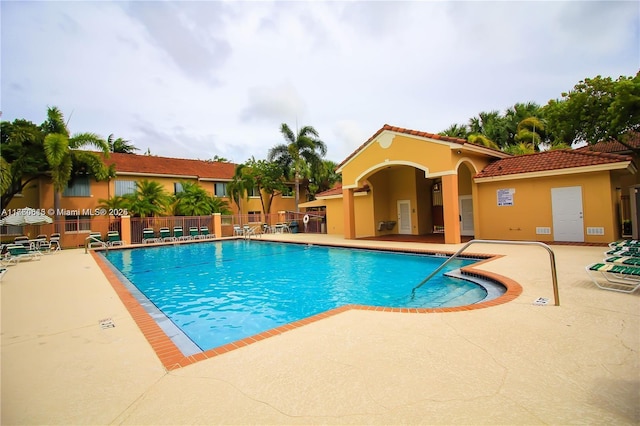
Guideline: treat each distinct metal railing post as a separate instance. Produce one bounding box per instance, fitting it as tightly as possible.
[411,239,559,306]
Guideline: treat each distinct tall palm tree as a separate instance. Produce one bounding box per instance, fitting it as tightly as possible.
[268,123,327,212]
[107,134,138,154]
[515,117,546,151]
[124,179,171,217]
[504,102,542,144]
[226,164,253,220]
[42,107,111,219]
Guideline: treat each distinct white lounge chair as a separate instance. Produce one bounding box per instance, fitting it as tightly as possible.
[586,262,640,293]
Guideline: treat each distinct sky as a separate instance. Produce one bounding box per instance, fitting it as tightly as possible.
[1,1,639,164]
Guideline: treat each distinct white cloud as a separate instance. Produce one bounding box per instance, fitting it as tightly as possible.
[1,1,638,166]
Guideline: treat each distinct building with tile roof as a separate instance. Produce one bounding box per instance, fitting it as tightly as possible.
[5,152,302,243]
[304,125,638,244]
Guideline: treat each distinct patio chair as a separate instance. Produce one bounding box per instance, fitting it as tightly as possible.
[37,239,52,254]
[173,226,190,241]
[200,226,215,239]
[160,227,175,242]
[605,247,640,258]
[608,240,640,249]
[49,233,61,251]
[5,244,42,262]
[603,256,640,266]
[1,248,18,266]
[14,236,30,248]
[189,227,201,239]
[586,262,640,293]
[107,231,124,246]
[142,228,160,244]
[233,225,243,236]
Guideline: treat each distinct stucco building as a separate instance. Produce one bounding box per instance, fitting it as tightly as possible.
[306,125,639,244]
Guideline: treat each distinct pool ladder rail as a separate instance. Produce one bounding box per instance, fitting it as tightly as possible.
[84,235,108,253]
[411,239,559,306]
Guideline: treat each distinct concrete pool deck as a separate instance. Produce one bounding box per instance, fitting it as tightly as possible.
[1,234,638,424]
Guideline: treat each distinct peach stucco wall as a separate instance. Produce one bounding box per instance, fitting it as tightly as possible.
[474,171,619,243]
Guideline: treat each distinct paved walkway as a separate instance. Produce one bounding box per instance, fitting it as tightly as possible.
[1,234,638,425]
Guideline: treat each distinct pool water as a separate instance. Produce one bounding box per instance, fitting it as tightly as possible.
[103,240,485,352]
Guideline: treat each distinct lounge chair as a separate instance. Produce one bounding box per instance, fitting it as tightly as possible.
[586,262,640,293]
[605,247,640,258]
[189,227,200,239]
[107,231,124,246]
[1,250,18,266]
[0,267,6,281]
[5,244,42,262]
[200,226,215,239]
[608,240,640,249]
[604,256,640,266]
[14,236,29,245]
[173,226,190,241]
[49,233,61,251]
[142,228,160,244]
[160,227,174,242]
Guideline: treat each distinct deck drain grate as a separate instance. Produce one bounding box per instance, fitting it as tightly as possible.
[99,318,115,329]
[533,297,549,306]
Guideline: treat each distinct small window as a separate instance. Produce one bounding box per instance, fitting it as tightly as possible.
[174,182,184,194]
[214,182,228,197]
[249,186,260,197]
[281,185,293,197]
[64,215,92,233]
[63,176,90,197]
[115,180,137,196]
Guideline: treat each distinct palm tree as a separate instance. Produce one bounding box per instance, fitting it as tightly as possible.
[439,124,468,139]
[173,181,215,216]
[42,107,111,219]
[515,117,546,151]
[268,123,327,212]
[504,142,535,155]
[208,195,232,215]
[107,134,138,154]
[0,156,11,196]
[467,134,500,150]
[504,102,542,144]
[125,180,171,217]
[308,159,340,200]
[226,164,254,220]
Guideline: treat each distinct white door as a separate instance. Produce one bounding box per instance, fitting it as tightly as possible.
[459,195,474,236]
[551,186,584,242]
[397,200,412,234]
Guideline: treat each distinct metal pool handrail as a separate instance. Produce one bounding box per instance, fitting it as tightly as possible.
[410,239,559,306]
[84,235,107,253]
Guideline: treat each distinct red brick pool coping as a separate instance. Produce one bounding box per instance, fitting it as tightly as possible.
[90,243,522,371]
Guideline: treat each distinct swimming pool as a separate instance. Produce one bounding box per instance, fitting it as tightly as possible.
[102,240,487,353]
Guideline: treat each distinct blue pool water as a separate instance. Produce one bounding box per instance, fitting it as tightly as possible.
[102,240,485,352]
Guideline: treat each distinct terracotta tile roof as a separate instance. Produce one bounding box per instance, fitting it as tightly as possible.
[103,152,236,180]
[337,124,505,170]
[474,149,632,179]
[316,182,369,198]
[575,132,640,154]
